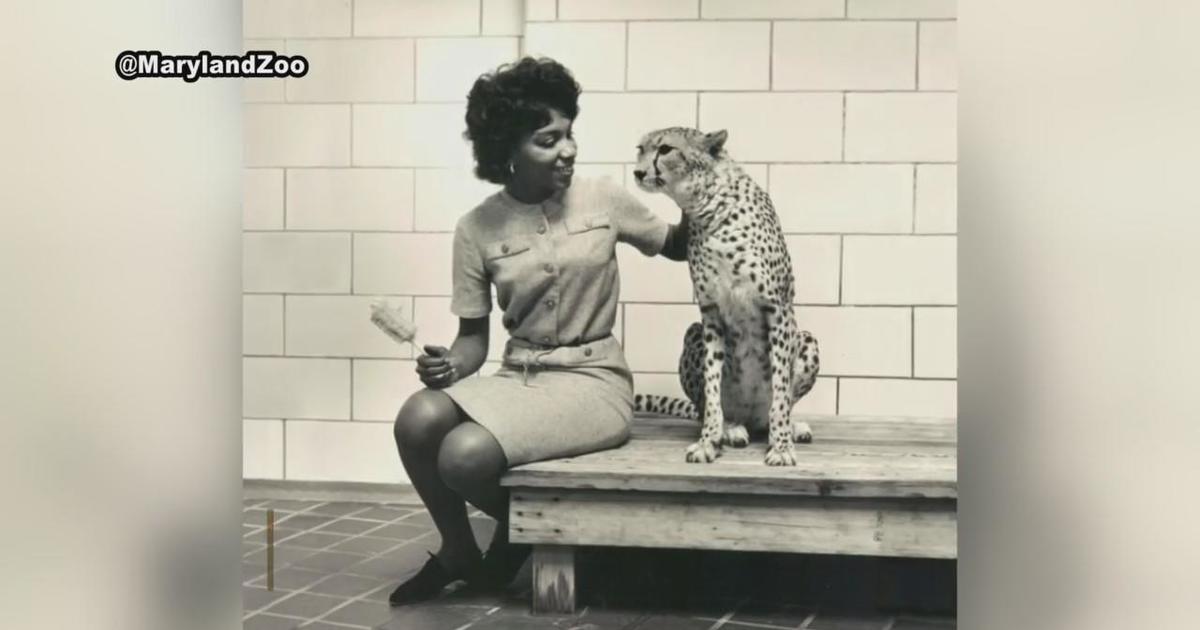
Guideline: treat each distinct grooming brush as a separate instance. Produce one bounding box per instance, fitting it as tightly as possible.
[369,299,423,351]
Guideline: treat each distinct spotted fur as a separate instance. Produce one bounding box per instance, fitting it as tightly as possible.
[631,127,819,466]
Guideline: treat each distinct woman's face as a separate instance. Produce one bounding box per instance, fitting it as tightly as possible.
[510,108,576,194]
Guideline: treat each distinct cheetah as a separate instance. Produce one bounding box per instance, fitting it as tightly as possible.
[631,127,819,466]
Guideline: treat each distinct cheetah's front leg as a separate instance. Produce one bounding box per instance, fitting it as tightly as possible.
[763,305,798,466]
[686,308,725,463]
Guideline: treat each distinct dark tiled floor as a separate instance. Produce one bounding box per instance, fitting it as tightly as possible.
[242,498,956,629]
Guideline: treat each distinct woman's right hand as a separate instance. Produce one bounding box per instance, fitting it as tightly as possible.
[416,345,458,389]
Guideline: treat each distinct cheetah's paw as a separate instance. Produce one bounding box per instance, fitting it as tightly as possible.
[722,423,750,448]
[764,444,797,466]
[791,420,813,444]
[685,440,721,463]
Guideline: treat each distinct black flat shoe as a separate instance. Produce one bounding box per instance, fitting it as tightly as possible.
[388,552,471,606]
[470,541,532,590]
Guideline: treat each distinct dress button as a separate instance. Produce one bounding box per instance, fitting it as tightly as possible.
[501,244,510,254]
[545,299,556,309]
[543,263,554,273]
[541,336,552,344]
[584,347,593,357]
[537,225,547,235]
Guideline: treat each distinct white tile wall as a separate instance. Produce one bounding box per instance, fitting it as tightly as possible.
[616,246,695,303]
[914,307,956,378]
[353,104,474,167]
[842,236,956,304]
[919,21,957,90]
[287,168,414,231]
[525,0,557,21]
[575,93,697,162]
[285,39,415,103]
[848,0,956,19]
[770,164,913,233]
[243,419,285,479]
[702,0,844,19]
[243,0,351,38]
[844,93,957,162]
[354,0,480,37]
[244,357,351,419]
[353,232,454,295]
[285,295,412,358]
[243,168,284,230]
[700,93,843,162]
[915,164,957,233]
[773,22,916,90]
[244,295,284,355]
[483,0,525,35]
[785,235,841,304]
[286,420,408,483]
[559,0,698,20]
[414,169,502,232]
[244,104,351,167]
[243,232,351,293]
[243,39,286,102]
[416,38,519,102]
[624,303,699,371]
[795,306,911,377]
[838,378,956,418]
[628,22,770,90]
[523,22,627,92]
[353,359,424,420]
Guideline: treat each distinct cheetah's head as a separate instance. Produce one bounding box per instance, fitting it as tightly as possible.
[632,127,729,206]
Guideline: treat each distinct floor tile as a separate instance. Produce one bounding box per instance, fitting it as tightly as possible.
[319,599,398,627]
[242,586,289,612]
[248,567,328,591]
[309,501,374,517]
[397,512,435,528]
[291,551,370,573]
[242,613,304,630]
[307,573,385,598]
[279,531,350,551]
[262,591,347,619]
[374,604,483,629]
[351,506,413,522]
[296,623,370,630]
[244,546,317,568]
[243,563,268,582]
[359,522,430,541]
[276,513,337,530]
[730,603,816,628]
[892,617,955,629]
[317,518,381,535]
[628,613,717,629]
[329,535,404,556]
[807,612,892,629]
[265,499,322,511]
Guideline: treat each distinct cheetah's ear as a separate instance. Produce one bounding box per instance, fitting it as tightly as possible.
[701,129,728,156]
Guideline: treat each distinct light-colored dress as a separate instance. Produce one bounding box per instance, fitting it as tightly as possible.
[441,177,671,466]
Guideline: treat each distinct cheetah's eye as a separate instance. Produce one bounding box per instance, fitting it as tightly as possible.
[657,145,673,156]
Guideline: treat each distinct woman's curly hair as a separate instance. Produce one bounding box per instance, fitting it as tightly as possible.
[464,57,581,185]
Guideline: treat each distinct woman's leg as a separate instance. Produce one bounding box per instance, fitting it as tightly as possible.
[436,422,509,521]
[392,389,481,572]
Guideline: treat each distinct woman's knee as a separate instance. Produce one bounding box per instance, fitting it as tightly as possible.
[393,389,458,452]
[436,424,506,492]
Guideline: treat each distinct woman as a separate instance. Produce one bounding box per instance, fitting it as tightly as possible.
[388,56,687,606]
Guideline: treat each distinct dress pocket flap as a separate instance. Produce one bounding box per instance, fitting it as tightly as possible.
[483,236,532,261]
[565,212,612,234]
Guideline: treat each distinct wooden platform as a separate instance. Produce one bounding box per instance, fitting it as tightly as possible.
[500,413,958,614]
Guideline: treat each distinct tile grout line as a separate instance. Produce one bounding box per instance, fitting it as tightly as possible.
[915,21,921,90]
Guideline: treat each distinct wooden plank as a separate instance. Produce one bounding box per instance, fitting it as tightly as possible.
[504,442,957,498]
[531,545,575,614]
[631,414,957,445]
[510,489,957,559]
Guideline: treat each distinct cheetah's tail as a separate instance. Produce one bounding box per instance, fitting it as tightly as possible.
[634,393,698,419]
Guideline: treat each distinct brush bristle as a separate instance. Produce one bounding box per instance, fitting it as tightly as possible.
[369,300,418,346]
